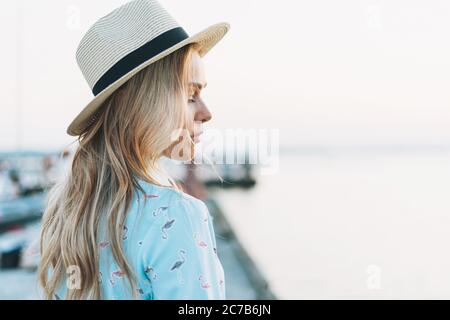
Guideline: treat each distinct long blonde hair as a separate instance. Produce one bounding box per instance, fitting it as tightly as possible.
[38,43,200,299]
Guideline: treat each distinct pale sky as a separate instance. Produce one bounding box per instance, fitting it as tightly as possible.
[1,0,450,151]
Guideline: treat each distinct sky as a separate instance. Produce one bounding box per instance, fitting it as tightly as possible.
[1,0,450,151]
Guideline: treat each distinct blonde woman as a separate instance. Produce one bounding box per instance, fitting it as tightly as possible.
[38,0,230,300]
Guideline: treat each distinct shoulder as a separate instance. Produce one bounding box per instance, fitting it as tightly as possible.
[164,189,210,227]
[135,178,210,224]
[138,185,212,255]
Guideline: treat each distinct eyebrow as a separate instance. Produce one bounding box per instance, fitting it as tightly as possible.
[189,82,207,90]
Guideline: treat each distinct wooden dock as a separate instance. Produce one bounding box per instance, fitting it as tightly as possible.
[205,197,277,300]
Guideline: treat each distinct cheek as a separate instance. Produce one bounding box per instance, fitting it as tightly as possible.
[186,104,196,127]
[188,103,196,117]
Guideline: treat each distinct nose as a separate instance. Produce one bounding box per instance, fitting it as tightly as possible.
[195,100,212,123]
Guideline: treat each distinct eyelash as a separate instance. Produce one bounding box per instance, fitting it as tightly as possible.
[188,92,198,103]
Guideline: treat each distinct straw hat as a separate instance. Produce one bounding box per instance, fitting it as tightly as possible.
[67,0,230,136]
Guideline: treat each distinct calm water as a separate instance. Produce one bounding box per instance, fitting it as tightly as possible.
[213,151,450,299]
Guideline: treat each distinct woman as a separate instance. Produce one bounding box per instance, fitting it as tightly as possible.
[38,0,230,300]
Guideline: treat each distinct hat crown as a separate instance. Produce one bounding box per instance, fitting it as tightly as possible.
[76,0,182,90]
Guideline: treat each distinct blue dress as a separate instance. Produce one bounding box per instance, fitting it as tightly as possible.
[55,178,226,300]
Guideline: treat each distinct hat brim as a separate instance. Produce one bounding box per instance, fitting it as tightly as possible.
[67,22,230,136]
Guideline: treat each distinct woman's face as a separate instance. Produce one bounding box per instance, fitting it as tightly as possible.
[187,50,211,142]
[164,50,212,160]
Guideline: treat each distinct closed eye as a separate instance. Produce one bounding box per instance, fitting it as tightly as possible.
[188,91,199,103]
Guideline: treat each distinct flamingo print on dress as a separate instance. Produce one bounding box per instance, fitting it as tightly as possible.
[122,225,128,240]
[112,270,126,278]
[152,206,169,217]
[193,233,208,248]
[99,241,110,249]
[161,219,176,239]
[137,194,159,203]
[170,249,186,285]
[198,275,211,289]
[144,266,157,280]
[110,269,126,286]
